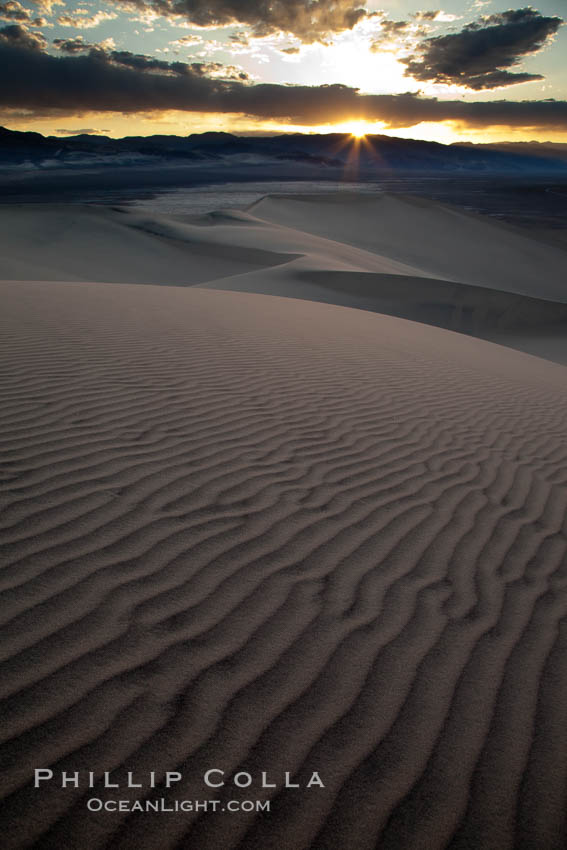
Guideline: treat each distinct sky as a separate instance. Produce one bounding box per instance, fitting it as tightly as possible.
[0,1,566,142]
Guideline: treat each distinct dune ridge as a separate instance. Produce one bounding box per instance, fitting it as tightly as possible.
[246,192,567,299]
[1,281,567,849]
[1,193,566,364]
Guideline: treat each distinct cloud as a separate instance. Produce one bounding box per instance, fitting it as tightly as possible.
[107,49,185,72]
[0,1,47,27]
[229,30,249,46]
[170,33,202,46]
[379,20,414,37]
[57,10,118,29]
[51,39,252,81]
[0,21,45,48]
[53,35,116,52]
[112,0,371,43]
[369,12,438,53]
[403,6,563,90]
[1,34,566,130]
[412,11,439,22]
[53,126,109,134]
[104,49,251,79]
[0,2,31,22]
[29,0,63,12]
[369,20,411,52]
[189,60,250,79]
[410,11,459,24]
[53,34,89,51]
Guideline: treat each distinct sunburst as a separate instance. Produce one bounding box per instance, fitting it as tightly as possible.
[347,121,369,139]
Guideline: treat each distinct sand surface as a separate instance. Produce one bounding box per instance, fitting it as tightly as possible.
[1,194,567,849]
[1,280,567,849]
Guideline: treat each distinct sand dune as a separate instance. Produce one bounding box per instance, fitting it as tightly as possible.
[246,193,567,300]
[0,204,296,285]
[1,193,567,847]
[1,194,565,363]
[1,281,567,849]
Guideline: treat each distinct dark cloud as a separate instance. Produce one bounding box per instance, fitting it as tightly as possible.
[53,127,109,134]
[54,36,119,54]
[108,50,187,73]
[52,41,251,80]
[189,60,249,80]
[412,11,440,22]
[0,22,46,49]
[403,6,563,90]
[103,50,250,81]
[1,36,566,130]
[379,20,412,36]
[114,0,370,43]
[53,36,90,53]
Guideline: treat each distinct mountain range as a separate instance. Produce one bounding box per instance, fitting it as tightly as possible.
[2,126,567,174]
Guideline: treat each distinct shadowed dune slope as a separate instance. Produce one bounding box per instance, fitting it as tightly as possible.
[248,193,567,301]
[201,266,567,361]
[1,282,567,850]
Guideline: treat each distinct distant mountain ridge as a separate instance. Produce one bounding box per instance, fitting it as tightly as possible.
[456,140,567,163]
[1,126,566,174]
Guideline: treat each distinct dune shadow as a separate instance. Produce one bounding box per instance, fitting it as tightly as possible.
[295,270,567,337]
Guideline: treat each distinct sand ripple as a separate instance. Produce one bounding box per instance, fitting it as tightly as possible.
[0,283,566,849]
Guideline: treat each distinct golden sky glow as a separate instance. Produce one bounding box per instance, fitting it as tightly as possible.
[6,111,567,146]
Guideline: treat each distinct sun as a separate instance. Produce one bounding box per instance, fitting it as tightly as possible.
[348,121,368,139]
